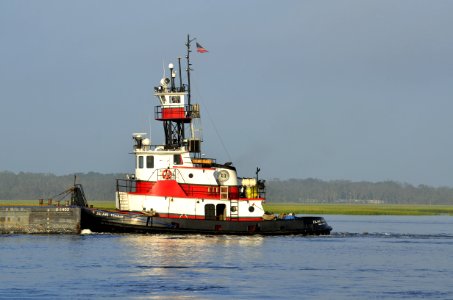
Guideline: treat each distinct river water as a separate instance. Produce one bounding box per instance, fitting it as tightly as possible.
[1,215,452,299]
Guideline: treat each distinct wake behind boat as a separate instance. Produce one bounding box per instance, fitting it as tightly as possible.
[80,35,332,235]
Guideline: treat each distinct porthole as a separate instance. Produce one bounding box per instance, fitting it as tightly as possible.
[231,206,237,212]
[189,173,193,178]
[248,206,255,212]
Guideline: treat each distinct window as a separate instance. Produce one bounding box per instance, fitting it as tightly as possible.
[146,156,154,168]
[208,187,219,194]
[138,156,144,169]
[220,186,229,200]
[173,154,183,165]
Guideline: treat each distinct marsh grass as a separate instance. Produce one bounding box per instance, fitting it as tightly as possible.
[264,203,453,216]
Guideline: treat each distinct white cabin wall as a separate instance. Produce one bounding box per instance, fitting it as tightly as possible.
[239,200,264,218]
[124,191,265,218]
[142,196,169,213]
[135,154,172,180]
[154,155,172,169]
[173,168,218,185]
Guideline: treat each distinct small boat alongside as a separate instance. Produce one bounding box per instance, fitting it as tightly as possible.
[80,36,332,235]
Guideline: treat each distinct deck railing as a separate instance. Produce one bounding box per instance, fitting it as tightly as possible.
[116,179,136,193]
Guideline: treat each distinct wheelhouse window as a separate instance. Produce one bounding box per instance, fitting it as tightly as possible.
[173,154,183,165]
[146,156,154,168]
[138,156,144,169]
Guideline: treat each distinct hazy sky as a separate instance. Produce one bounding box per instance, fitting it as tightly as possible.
[1,1,452,186]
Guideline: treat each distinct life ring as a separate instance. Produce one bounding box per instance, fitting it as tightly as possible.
[162,169,172,180]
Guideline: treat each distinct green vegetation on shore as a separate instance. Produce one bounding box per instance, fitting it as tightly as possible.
[2,200,452,215]
[264,203,453,216]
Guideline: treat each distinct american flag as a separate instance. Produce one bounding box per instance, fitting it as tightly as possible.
[196,42,208,53]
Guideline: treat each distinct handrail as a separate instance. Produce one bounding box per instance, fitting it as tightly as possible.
[173,168,186,183]
[116,179,136,193]
[154,86,186,93]
[146,169,158,182]
[157,168,175,181]
[154,104,198,120]
[116,172,266,199]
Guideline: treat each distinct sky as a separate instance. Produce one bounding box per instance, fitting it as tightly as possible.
[1,0,453,187]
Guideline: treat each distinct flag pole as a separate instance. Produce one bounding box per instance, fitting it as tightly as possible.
[185,34,195,107]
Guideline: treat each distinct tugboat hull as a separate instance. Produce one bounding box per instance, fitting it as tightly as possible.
[81,208,332,235]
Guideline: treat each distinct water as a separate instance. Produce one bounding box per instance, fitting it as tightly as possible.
[1,216,452,299]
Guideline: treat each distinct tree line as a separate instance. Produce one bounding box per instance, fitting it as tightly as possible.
[267,178,453,204]
[0,171,120,201]
[1,171,452,204]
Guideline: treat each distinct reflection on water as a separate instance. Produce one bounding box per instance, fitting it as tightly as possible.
[123,235,265,279]
[1,216,452,299]
[124,234,265,252]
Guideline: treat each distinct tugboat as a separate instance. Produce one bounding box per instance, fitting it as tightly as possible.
[81,36,332,235]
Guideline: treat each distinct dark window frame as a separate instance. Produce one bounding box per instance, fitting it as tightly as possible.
[146,156,154,168]
[173,154,183,165]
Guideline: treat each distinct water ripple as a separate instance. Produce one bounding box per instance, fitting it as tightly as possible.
[331,232,453,239]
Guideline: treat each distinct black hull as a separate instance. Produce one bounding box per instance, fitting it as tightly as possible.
[81,208,332,235]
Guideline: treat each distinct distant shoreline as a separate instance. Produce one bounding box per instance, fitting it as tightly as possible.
[264,203,453,216]
[2,200,452,216]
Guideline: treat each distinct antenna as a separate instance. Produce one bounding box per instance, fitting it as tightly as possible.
[178,57,183,91]
[149,116,152,143]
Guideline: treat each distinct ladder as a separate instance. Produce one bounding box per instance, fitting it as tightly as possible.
[118,192,129,210]
[230,199,239,220]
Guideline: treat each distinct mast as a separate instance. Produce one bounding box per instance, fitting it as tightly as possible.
[153,35,201,152]
[186,34,195,107]
[178,57,183,91]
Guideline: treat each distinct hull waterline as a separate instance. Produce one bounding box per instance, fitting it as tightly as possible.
[81,208,332,235]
